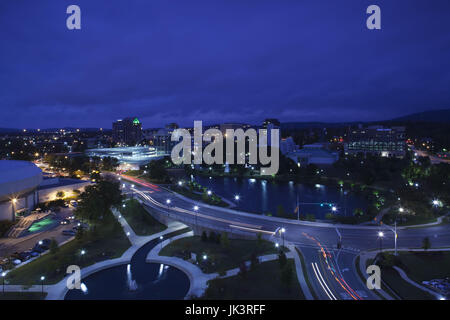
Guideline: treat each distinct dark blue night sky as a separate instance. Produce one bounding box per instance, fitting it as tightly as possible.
[1,0,450,129]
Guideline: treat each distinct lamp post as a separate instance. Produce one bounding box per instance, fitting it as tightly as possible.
[40,276,45,294]
[281,228,286,247]
[193,206,199,232]
[383,221,398,256]
[2,272,6,293]
[160,236,164,249]
[166,199,171,217]
[378,231,384,252]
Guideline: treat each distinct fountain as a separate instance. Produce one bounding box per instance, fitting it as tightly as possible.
[126,264,138,291]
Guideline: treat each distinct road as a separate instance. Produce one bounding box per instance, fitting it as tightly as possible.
[119,174,450,300]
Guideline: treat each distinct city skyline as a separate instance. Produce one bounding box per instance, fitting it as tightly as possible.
[1,0,450,129]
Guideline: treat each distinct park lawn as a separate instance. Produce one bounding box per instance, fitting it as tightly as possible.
[160,235,283,273]
[5,216,131,286]
[201,260,305,299]
[381,266,435,300]
[120,199,167,236]
[0,292,47,300]
[393,251,450,283]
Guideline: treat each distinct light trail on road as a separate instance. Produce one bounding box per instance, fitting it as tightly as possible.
[303,232,362,300]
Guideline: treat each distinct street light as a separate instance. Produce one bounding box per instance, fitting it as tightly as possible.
[331,206,337,212]
[378,231,384,252]
[281,228,286,247]
[1,272,6,293]
[234,195,240,201]
[193,205,199,231]
[160,236,164,249]
[207,190,212,196]
[40,276,45,294]
[203,254,207,260]
[399,207,404,213]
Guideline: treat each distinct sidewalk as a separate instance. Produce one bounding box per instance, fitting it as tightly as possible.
[392,266,441,299]
[147,232,314,299]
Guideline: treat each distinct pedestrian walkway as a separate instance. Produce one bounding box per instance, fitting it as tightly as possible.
[147,232,314,299]
[392,266,441,299]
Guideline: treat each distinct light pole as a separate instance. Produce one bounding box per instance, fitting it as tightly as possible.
[383,221,398,256]
[2,272,6,293]
[378,231,384,252]
[40,276,45,294]
[160,236,164,249]
[281,227,286,247]
[193,205,199,233]
[166,199,171,217]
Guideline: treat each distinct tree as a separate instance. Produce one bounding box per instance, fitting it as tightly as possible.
[422,237,431,250]
[201,231,208,242]
[238,261,248,278]
[276,204,286,218]
[75,226,84,240]
[49,238,59,254]
[281,263,294,289]
[145,159,169,182]
[256,232,263,248]
[250,252,259,270]
[75,180,123,225]
[278,251,287,268]
[56,191,65,199]
[220,232,230,249]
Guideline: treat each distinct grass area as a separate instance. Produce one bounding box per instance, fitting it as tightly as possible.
[201,260,304,299]
[120,199,167,236]
[0,292,47,300]
[390,251,450,283]
[169,186,229,207]
[381,267,435,300]
[5,215,131,286]
[295,248,318,300]
[160,235,284,273]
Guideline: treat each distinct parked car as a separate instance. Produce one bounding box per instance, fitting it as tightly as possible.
[18,251,32,261]
[70,200,78,207]
[12,259,22,265]
[62,229,76,236]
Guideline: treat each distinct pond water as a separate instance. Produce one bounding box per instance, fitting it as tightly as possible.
[193,175,367,219]
[64,238,190,300]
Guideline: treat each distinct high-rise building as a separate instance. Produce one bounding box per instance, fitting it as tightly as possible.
[261,118,281,147]
[344,125,406,157]
[112,117,143,146]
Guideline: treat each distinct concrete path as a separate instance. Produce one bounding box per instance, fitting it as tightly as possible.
[288,244,314,300]
[147,232,314,300]
[45,210,187,300]
[357,250,395,300]
[392,266,441,299]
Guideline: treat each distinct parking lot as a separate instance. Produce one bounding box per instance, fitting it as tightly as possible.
[0,206,82,270]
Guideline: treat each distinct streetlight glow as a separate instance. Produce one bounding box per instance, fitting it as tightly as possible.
[166,199,171,205]
[234,195,240,201]
[194,205,199,211]
[331,206,337,212]
[378,231,384,238]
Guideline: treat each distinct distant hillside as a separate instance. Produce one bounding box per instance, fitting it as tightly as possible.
[391,109,450,123]
[0,128,20,133]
